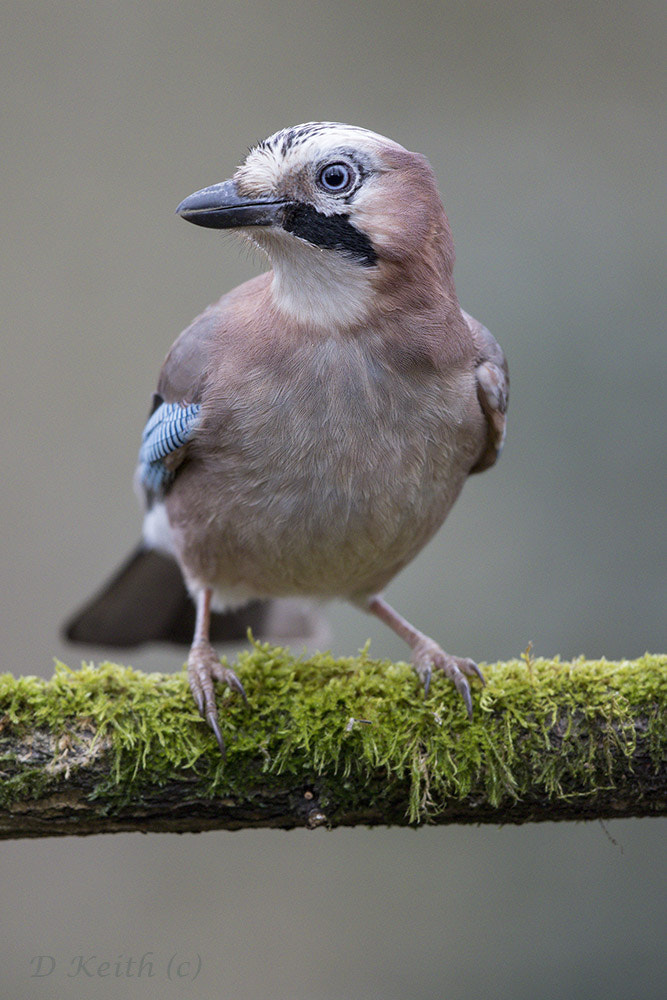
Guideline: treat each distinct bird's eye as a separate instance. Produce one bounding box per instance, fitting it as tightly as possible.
[317,162,355,193]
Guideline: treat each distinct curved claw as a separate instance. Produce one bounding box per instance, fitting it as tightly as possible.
[459,658,486,687]
[472,663,486,687]
[188,642,247,755]
[207,711,226,759]
[422,665,432,698]
[228,673,248,705]
[191,686,205,716]
[211,662,248,705]
[453,674,473,719]
[412,639,483,718]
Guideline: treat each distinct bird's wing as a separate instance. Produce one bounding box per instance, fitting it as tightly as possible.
[461,310,509,474]
[137,300,223,500]
[156,300,223,405]
[138,399,202,496]
[137,272,274,505]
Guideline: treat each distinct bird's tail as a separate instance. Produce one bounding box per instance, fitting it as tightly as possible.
[63,545,328,649]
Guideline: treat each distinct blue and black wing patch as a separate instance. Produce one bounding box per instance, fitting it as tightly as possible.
[138,400,201,496]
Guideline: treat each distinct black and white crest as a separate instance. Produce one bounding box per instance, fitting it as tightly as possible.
[255,121,404,160]
[258,122,363,156]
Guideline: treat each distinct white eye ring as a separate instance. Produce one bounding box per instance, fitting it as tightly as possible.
[317,162,355,193]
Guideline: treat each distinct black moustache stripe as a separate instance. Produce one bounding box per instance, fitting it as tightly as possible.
[281,204,378,267]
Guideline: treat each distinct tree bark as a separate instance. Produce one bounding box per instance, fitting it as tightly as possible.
[1,653,665,838]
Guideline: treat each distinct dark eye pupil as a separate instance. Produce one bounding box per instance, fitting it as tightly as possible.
[320,163,350,191]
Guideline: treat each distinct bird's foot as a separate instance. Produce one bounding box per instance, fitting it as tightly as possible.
[187,641,247,755]
[411,637,485,718]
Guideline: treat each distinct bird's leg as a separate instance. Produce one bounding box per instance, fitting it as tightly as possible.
[187,588,247,754]
[366,595,485,718]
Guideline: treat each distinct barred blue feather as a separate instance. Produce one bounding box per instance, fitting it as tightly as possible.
[138,401,201,496]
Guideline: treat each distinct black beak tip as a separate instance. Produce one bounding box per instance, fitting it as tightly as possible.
[175,181,235,221]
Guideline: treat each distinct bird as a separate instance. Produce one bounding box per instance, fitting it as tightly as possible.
[65,121,508,753]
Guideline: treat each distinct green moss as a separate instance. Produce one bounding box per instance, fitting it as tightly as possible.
[0,648,665,823]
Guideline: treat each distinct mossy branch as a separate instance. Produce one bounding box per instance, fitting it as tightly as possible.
[0,648,665,838]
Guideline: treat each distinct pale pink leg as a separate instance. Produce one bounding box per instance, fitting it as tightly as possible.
[366,595,484,718]
[188,588,247,754]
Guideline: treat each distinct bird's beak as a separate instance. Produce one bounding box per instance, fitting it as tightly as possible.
[176,179,287,229]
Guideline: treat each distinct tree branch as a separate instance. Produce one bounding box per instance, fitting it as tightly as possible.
[1,649,665,838]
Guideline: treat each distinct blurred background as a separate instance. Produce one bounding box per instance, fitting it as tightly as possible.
[1,1,665,997]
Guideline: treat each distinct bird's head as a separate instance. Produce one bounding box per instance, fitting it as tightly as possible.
[177,122,456,328]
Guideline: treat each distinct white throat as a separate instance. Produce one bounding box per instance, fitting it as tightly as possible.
[250,230,376,329]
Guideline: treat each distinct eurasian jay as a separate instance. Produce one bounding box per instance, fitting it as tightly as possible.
[65,122,508,752]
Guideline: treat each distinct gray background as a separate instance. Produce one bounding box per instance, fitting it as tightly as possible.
[1,1,665,998]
